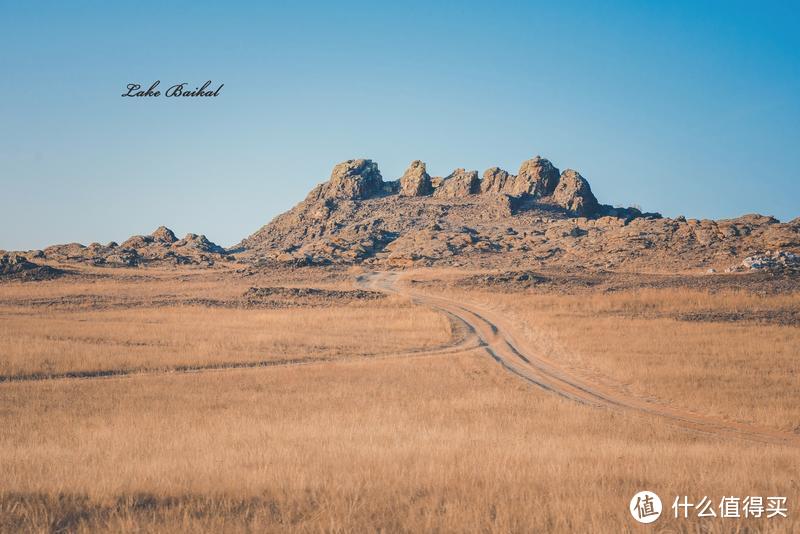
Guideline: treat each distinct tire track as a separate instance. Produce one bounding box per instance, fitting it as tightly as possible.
[0,315,481,385]
[358,271,800,448]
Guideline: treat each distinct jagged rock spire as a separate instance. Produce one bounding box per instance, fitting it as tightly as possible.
[399,160,433,197]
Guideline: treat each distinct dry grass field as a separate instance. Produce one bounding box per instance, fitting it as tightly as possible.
[0,270,451,378]
[1,265,798,532]
[460,285,800,431]
[0,304,451,378]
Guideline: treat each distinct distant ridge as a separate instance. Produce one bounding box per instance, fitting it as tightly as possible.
[24,226,232,267]
[7,156,799,274]
[237,156,799,272]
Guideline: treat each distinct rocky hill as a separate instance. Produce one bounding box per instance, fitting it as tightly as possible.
[9,155,799,275]
[25,227,233,268]
[0,254,65,281]
[237,157,800,272]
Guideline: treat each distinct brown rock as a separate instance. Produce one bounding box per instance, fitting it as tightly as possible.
[433,169,479,198]
[175,233,225,254]
[552,169,599,216]
[120,235,152,249]
[151,226,178,243]
[509,157,560,197]
[0,254,64,281]
[399,160,432,196]
[480,167,513,193]
[319,159,383,200]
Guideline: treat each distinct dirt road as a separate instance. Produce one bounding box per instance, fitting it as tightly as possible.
[358,271,800,448]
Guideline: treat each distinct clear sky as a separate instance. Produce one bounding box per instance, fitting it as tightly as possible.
[1,1,798,250]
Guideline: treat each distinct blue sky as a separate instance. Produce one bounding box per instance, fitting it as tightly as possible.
[1,1,798,250]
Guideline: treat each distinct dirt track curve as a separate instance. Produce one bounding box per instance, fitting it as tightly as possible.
[0,316,482,384]
[358,271,800,448]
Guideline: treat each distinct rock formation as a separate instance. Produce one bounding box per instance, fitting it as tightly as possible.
[309,159,384,201]
[552,170,599,216]
[726,250,800,274]
[151,226,178,243]
[510,156,561,197]
[19,153,800,274]
[480,167,513,194]
[0,254,64,281]
[39,227,231,267]
[399,160,433,197]
[236,155,799,272]
[433,169,480,198]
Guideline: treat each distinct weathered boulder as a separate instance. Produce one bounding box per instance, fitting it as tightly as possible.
[726,250,800,273]
[552,169,599,216]
[480,167,513,193]
[175,233,226,254]
[318,159,383,200]
[119,235,151,249]
[399,160,432,196]
[151,226,178,243]
[433,169,479,198]
[509,157,560,197]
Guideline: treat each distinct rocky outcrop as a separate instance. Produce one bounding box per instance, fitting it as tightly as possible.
[399,160,433,197]
[552,169,599,216]
[151,226,178,243]
[314,159,384,201]
[0,254,65,281]
[433,169,479,198]
[40,227,231,267]
[235,155,670,267]
[480,167,513,194]
[22,154,797,274]
[726,250,799,274]
[509,157,560,197]
[234,155,800,272]
[174,233,226,254]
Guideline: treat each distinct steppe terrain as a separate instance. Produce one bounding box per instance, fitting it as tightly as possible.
[1,156,799,532]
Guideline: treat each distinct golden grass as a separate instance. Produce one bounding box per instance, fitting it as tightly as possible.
[1,353,797,533]
[0,269,453,377]
[0,302,451,377]
[1,269,798,532]
[457,286,800,431]
[0,265,351,303]
[526,286,800,316]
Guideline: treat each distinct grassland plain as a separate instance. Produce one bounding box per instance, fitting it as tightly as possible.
[0,265,798,532]
[446,283,800,431]
[0,268,452,378]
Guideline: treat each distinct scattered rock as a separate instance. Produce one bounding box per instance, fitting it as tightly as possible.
[39,227,229,268]
[175,233,226,254]
[242,286,385,307]
[462,271,550,287]
[726,250,800,274]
